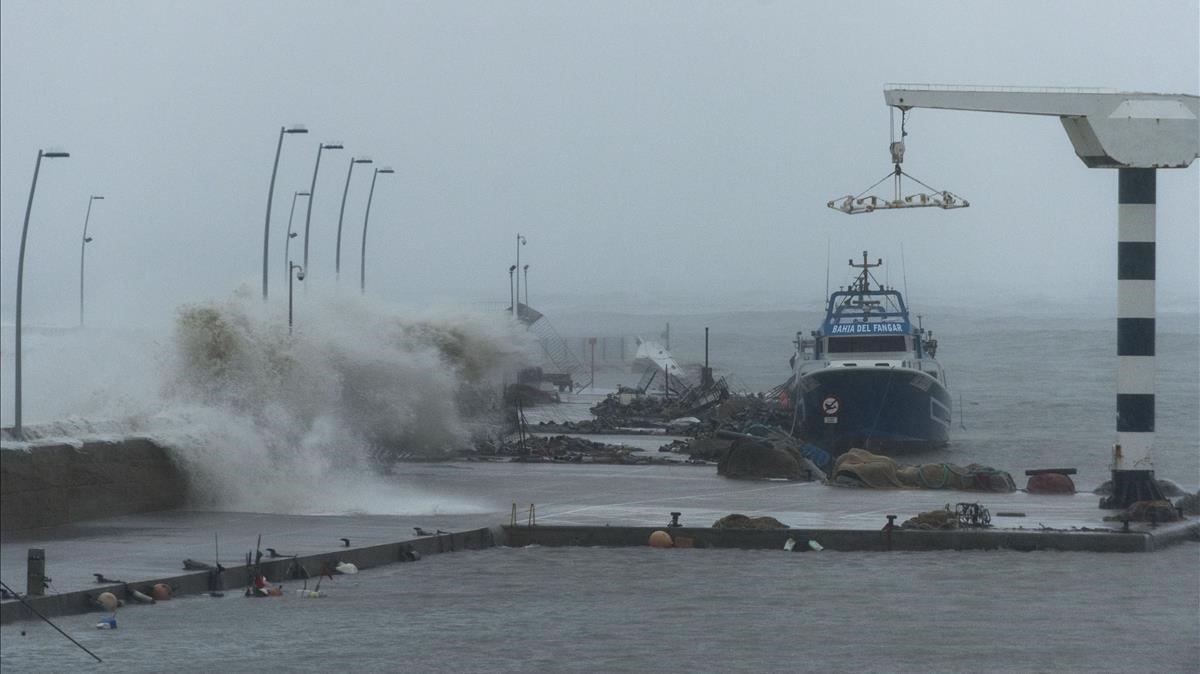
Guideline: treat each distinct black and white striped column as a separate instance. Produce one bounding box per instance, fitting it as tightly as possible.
[1104,167,1163,508]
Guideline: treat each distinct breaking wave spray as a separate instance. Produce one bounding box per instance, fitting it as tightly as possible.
[19,288,529,515]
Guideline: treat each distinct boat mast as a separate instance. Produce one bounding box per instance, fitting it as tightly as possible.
[844,251,883,316]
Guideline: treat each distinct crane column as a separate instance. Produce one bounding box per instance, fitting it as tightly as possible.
[1104,167,1164,507]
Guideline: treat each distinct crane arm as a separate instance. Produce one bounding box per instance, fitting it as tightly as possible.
[882,84,1199,168]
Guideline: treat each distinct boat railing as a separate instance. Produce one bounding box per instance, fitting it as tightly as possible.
[798,357,944,379]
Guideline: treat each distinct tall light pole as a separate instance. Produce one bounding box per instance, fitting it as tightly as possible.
[79,195,105,328]
[289,263,305,334]
[515,234,526,319]
[523,264,529,307]
[336,156,373,280]
[359,166,394,294]
[262,125,308,300]
[508,265,517,314]
[14,148,70,438]
[283,191,309,284]
[302,141,343,274]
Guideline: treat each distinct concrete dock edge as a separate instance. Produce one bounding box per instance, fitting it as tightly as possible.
[0,526,499,625]
[499,522,1200,554]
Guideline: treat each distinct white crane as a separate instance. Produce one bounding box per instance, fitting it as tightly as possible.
[876,83,1199,509]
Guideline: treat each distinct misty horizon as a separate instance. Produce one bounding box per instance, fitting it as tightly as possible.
[2,1,1197,331]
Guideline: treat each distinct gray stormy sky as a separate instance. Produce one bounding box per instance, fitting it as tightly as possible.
[1,0,1198,327]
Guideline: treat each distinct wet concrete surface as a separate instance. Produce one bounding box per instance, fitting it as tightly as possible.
[1,462,1172,598]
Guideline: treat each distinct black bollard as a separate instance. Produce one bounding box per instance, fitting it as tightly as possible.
[26,549,47,596]
[883,516,897,551]
[668,512,682,528]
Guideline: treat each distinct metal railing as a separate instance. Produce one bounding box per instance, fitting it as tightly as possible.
[884,83,1118,94]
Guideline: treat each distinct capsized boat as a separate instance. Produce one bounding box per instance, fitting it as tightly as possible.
[787,251,951,454]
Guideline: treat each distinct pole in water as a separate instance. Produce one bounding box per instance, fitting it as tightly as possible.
[0,580,103,663]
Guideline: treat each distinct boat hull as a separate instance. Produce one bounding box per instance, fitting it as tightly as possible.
[792,367,951,455]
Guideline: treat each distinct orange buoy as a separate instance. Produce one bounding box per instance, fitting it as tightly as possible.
[151,583,172,601]
[648,530,674,548]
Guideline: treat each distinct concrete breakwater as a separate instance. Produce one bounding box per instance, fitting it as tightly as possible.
[0,527,497,624]
[1,438,187,532]
[502,522,1200,554]
[6,519,1196,624]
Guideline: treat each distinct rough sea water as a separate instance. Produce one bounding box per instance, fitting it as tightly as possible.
[1,294,1198,671]
[1,546,1197,673]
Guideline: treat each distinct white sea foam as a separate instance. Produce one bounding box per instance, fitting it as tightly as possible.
[2,286,530,515]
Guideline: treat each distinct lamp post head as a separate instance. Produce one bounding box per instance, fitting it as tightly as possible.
[297,191,310,197]
[353,157,373,164]
[524,264,529,271]
[377,167,395,174]
[42,149,70,158]
[509,265,517,272]
[322,142,344,150]
[284,125,308,134]
[91,195,105,200]
[518,234,526,245]
[289,232,298,238]
[290,263,305,281]
[84,236,94,243]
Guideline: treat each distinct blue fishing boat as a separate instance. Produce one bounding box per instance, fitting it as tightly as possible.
[788,251,951,454]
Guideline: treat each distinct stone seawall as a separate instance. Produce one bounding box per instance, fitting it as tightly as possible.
[0,438,187,532]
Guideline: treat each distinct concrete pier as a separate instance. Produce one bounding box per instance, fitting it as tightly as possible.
[2,461,1195,626]
[502,520,1198,554]
[1,527,496,624]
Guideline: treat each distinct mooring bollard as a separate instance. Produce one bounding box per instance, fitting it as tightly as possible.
[27,548,46,596]
[668,512,682,528]
[883,515,897,551]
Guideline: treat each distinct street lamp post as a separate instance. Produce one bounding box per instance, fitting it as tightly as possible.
[336,157,373,280]
[359,166,394,293]
[289,263,305,334]
[79,195,105,328]
[14,148,70,438]
[523,264,529,307]
[508,265,517,314]
[589,337,597,393]
[514,234,526,318]
[302,141,344,274]
[262,125,308,300]
[283,191,310,284]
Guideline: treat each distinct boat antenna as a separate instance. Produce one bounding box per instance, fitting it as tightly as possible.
[900,241,910,299]
[824,237,831,299]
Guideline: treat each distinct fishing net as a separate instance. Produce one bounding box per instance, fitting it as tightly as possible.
[831,449,1015,492]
